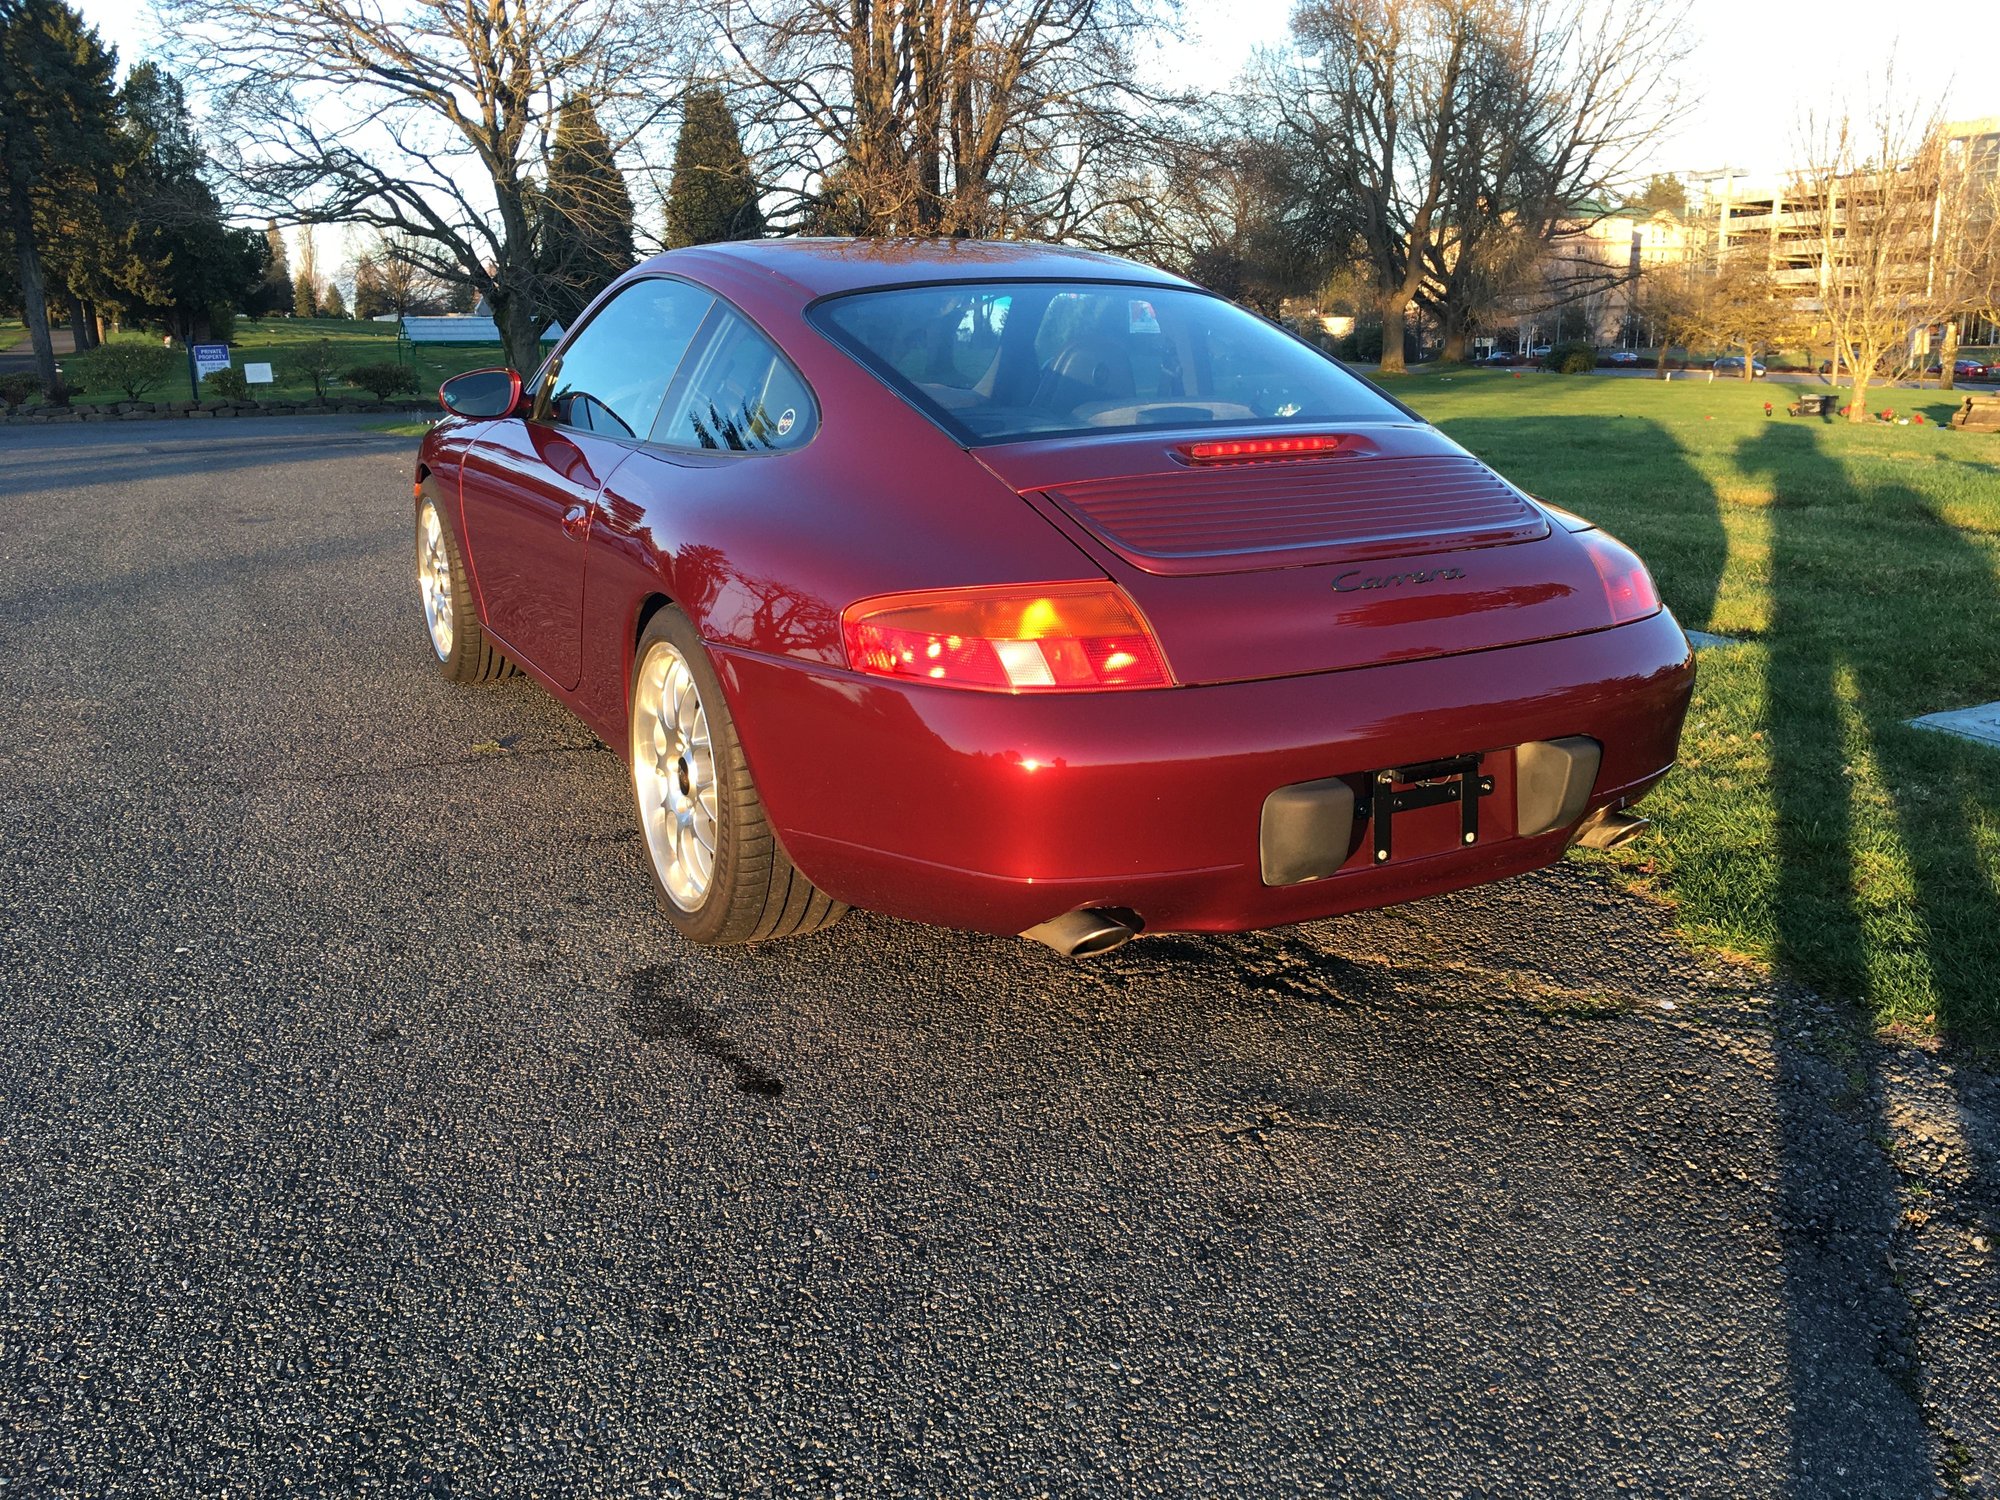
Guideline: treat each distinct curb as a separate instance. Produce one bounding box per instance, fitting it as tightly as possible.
[0,398,438,426]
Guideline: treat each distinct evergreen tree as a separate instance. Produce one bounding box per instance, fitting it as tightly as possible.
[1625,173,1687,219]
[352,251,389,318]
[534,94,634,325]
[0,0,120,398]
[665,88,764,249]
[112,64,264,342]
[253,220,294,316]
[320,279,346,319]
[293,227,318,317]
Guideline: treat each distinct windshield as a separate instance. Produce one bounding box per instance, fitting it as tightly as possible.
[811,281,1406,445]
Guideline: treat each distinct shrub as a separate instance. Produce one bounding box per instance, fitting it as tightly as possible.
[1329,316,1385,363]
[68,341,180,401]
[0,372,39,410]
[286,337,345,401]
[343,361,419,400]
[207,305,238,342]
[1543,340,1598,375]
[204,367,251,402]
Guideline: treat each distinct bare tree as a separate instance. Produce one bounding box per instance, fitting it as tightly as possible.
[1265,0,1687,373]
[717,0,1177,240]
[1630,251,1800,376]
[160,0,689,372]
[1694,252,1802,379]
[1635,254,1705,373]
[368,227,455,317]
[1078,99,1309,308]
[1794,85,2000,421]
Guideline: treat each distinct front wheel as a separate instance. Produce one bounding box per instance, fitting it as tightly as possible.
[415,495,514,683]
[629,608,845,945]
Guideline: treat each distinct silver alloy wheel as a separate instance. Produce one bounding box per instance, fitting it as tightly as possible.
[632,640,719,911]
[417,501,454,660]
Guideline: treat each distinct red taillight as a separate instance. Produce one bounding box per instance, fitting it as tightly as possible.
[841,582,1173,692]
[1578,529,1662,625]
[1180,434,1346,463]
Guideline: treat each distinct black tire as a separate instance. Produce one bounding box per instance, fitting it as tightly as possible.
[628,606,846,945]
[415,493,515,683]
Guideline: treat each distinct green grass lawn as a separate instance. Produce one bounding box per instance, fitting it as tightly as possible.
[362,416,440,438]
[43,318,520,407]
[1378,369,2000,1048]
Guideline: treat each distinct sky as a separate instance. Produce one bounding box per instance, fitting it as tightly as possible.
[74,0,2000,190]
[1153,0,2000,181]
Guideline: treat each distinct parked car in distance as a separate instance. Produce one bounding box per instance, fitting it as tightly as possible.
[412,239,1694,957]
[1476,352,1520,367]
[1526,344,1553,359]
[1605,350,1642,366]
[1922,357,1993,382]
[1711,356,1767,377]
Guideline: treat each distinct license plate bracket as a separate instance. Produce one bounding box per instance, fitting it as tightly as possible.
[1360,754,1495,865]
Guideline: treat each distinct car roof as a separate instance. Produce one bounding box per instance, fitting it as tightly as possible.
[643,238,1192,302]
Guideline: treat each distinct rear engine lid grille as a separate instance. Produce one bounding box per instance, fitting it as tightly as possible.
[1042,453,1548,575]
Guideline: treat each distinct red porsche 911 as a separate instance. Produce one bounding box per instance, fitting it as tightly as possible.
[413,240,1692,956]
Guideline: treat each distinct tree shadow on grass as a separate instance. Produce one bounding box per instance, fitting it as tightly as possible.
[1737,420,2000,1491]
[1437,415,1731,636]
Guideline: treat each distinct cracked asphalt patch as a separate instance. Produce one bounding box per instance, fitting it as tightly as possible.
[1,417,1995,1496]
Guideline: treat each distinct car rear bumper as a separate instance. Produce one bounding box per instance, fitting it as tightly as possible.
[712,610,1695,935]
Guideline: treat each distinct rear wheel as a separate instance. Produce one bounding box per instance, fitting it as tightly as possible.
[629,607,845,945]
[416,495,514,682]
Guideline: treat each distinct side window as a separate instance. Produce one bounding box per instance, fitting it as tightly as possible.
[545,278,713,438]
[653,308,817,452]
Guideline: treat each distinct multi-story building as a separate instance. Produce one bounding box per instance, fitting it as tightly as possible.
[1687,118,2000,345]
[1497,207,1697,350]
[1497,117,1999,353]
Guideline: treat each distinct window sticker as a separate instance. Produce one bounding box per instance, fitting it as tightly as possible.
[1128,299,1161,336]
[776,407,797,437]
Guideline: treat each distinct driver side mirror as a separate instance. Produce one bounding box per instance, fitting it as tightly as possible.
[438,367,524,419]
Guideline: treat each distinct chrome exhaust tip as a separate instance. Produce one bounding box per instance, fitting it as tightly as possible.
[1575,809,1651,850]
[1019,907,1143,958]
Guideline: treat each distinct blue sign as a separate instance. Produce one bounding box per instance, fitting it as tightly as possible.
[191,344,231,380]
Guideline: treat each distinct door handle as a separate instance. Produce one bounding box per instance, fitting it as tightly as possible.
[560,503,591,539]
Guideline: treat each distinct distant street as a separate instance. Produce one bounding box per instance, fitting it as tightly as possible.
[0,327,75,377]
[1,417,1994,1495]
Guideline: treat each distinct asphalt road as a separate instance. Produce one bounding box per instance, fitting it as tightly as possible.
[1,418,1995,1497]
[0,328,76,379]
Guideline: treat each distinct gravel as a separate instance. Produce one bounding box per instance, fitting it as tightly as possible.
[1,417,1994,1497]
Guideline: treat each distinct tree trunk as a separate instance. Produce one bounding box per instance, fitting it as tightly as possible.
[1440,307,1468,364]
[1941,322,1958,392]
[489,281,543,379]
[1655,342,1671,377]
[1379,294,1409,374]
[1847,368,1870,424]
[64,291,96,350]
[1741,343,1754,380]
[12,226,62,401]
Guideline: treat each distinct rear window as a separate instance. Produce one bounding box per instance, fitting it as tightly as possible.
[811,281,1404,445]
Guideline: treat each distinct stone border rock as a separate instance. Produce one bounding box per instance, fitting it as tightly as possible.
[0,397,439,426]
